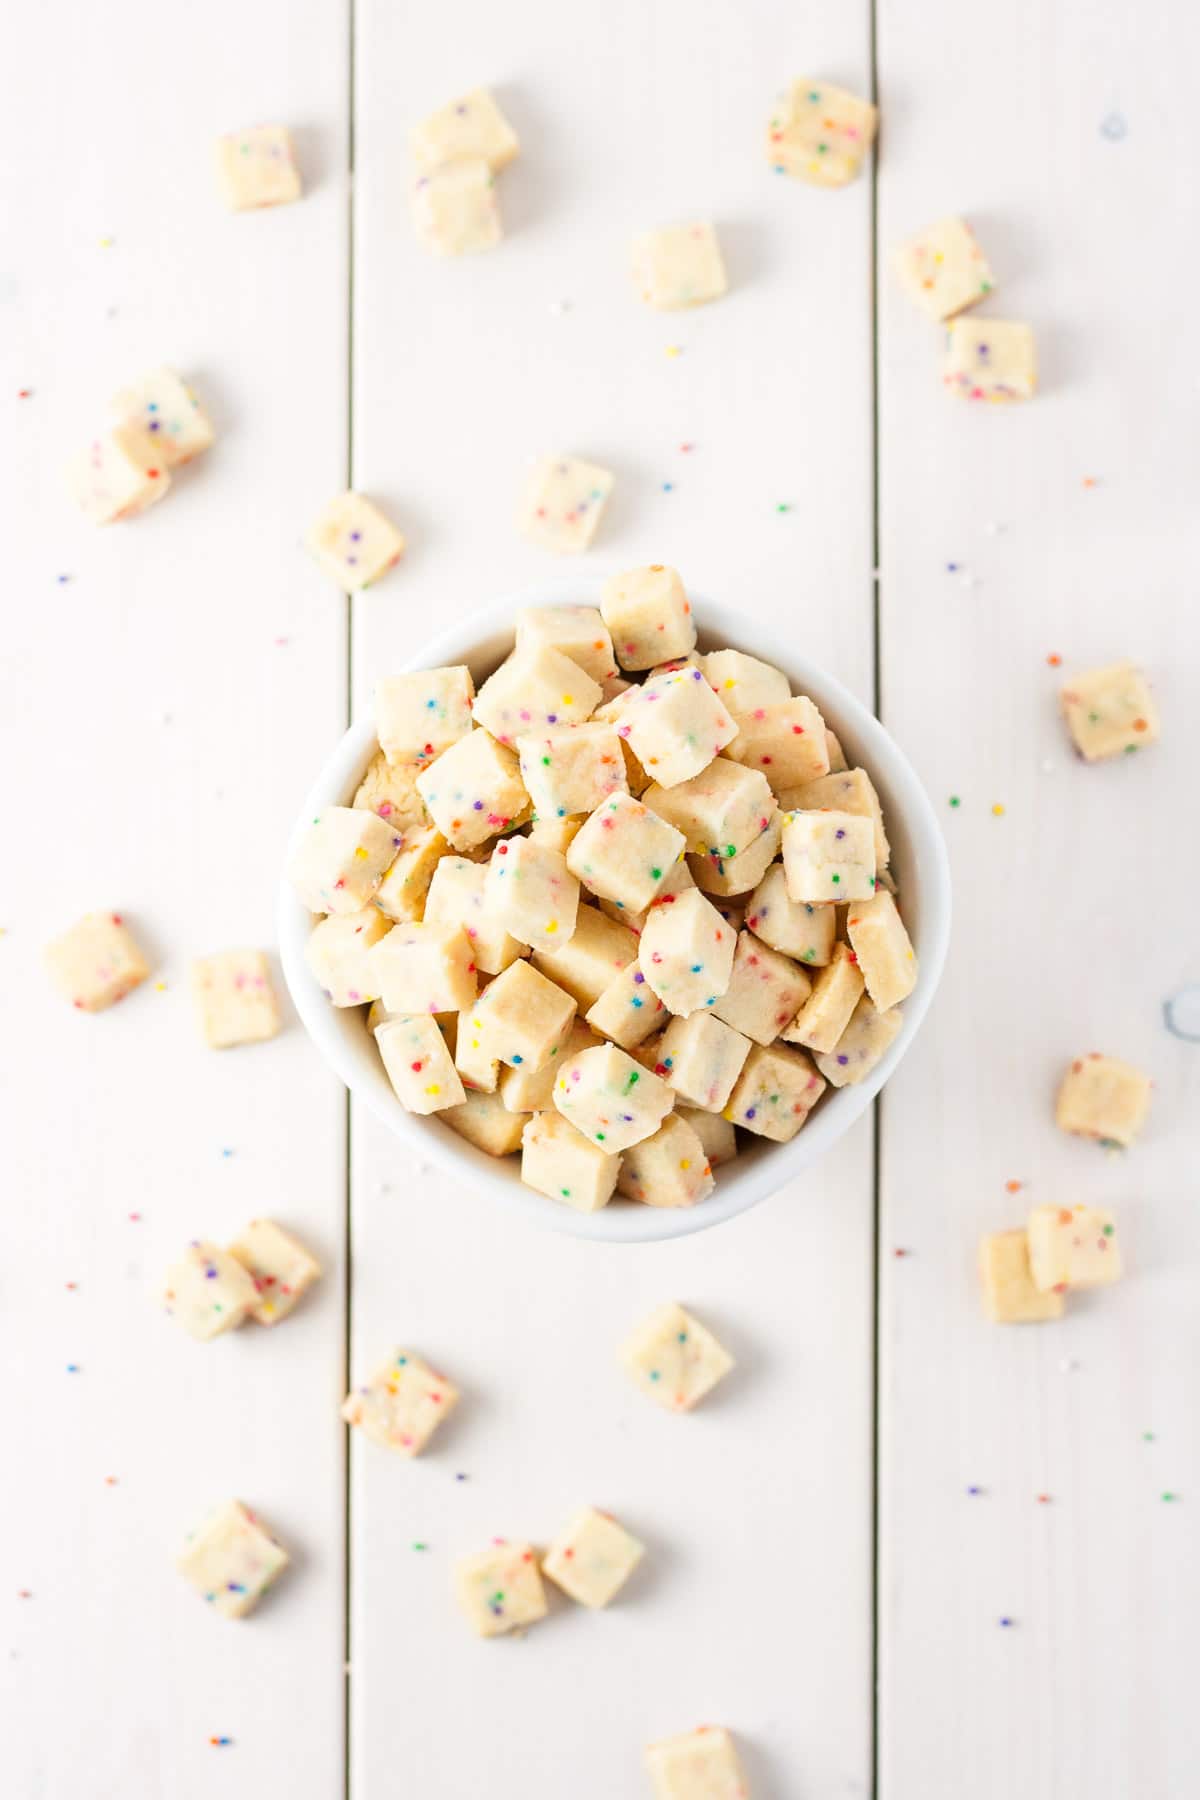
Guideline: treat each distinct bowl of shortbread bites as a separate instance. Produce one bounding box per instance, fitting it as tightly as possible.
[278,569,951,1240]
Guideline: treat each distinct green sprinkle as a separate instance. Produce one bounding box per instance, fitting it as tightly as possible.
[596,1132,605,1142]
[1103,1223,1114,1235]
[948,795,961,808]
[1143,1431,1156,1442]
[542,755,551,765]
[628,1070,639,1086]
[831,873,841,884]
[650,867,661,879]
[1162,1491,1179,1503]
[561,1187,571,1198]
[725,844,735,858]
[412,1541,428,1552]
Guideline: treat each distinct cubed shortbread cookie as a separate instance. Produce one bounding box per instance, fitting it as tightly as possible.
[342,1348,460,1455]
[158,1242,258,1341]
[767,78,878,187]
[416,729,529,851]
[1028,1205,1122,1293]
[473,645,603,745]
[711,931,811,1046]
[688,812,781,899]
[215,124,302,210]
[376,1014,466,1113]
[305,908,390,1006]
[782,808,875,903]
[533,904,639,1009]
[442,1086,527,1155]
[520,1109,621,1212]
[191,950,281,1049]
[45,911,149,1011]
[621,1301,733,1412]
[500,1018,598,1113]
[372,823,449,922]
[1055,1053,1151,1148]
[424,854,522,975]
[454,1000,500,1093]
[369,919,476,1014]
[585,962,667,1050]
[780,942,865,1053]
[412,158,502,256]
[599,858,694,935]
[553,1042,674,1152]
[702,647,790,716]
[745,864,837,964]
[724,696,830,793]
[1060,662,1159,762]
[725,1041,825,1141]
[289,807,401,915]
[620,667,738,789]
[814,994,903,1087]
[454,1542,547,1638]
[632,221,728,309]
[979,1230,1065,1324]
[353,750,429,832]
[944,318,1036,403]
[517,455,614,554]
[646,1724,749,1800]
[644,760,774,859]
[640,889,737,1018]
[515,604,617,686]
[528,812,586,857]
[471,957,576,1070]
[410,86,519,173]
[601,565,697,671]
[783,767,889,871]
[376,666,475,767]
[542,1507,645,1608]
[111,367,214,467]
[227,1219,321,1325]
[678,1105,738,1168]
[66,424,170,523]
[658,1011,752,1112]
[567,792,686,915]
[176,1500,289,1620]
[518,722,627,821]
[484,835,580,950]
[618,1113,715,1209]
[304,491,406,590]
[893,215,995,321]
[845,891,916,1012]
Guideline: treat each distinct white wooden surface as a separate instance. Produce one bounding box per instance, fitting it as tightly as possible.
[1,2,1196,1796]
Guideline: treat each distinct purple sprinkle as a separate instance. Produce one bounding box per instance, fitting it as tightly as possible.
[632,971,645,984]
[837,1054,849,1066]
[691,669,702,680]
[547,714,558,724]
[473,799,483,810]
[745,1107,757,1120]
[835,828,845,839]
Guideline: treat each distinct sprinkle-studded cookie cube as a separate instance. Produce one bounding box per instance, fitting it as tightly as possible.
[632,221,728,309]
[585,962,667,1050]
[454,1541,547,1638]
[372,823,449,921]
[944,318,1036,403]
[553,1042,674,1153]
[725,1041,826,1140]
[342,1348,460,1455]
[416,730,529,851]
[290,807,401,915]
[227,1219,321,1325]
[443,1087,527,1155]
[369,919,476,1014]
[639,889,736,1017]
[620,667,738,789]
[979,1230,1066,1324]
[1060,662,1160,762]
[646,1725,748,1800]
[473,645,603,745]
[411,158,502,256]
[518,455,614,554]
[515,604,617,685]
[845,891,916,1011]
[621,1301,733,1412]
[215,124,302,209]
[158,1242,258,1341]
[533,904,639,1009]
[813,994,903,1087]
[472,958,576,1071]
[410,86,520,173]
[702,647,790,715]
[688,812,782,899]
[45,911,149,1011]
[304,908,390,1005]
[601,565,697,671]
[66,425,170,523]
[567,792,686,914]
[644,760,774,860]
[782,808,875,902]
[745,863,837,964]
[658,1011,751,1113]
[1027,1205,1123,1292]
[520,1109,621,1212]
[517,722,628,821]
[767,78,879,187]
[678,1106,737,1168]
[500,1019,598,1113]
[111,367,214,467]
[893,215,995,320]
[353,751,429,832]
[424,854,522,975]
[484,835,580,950]
[783,767,889,871]
[724,696,830,793]
[1055,1053,1151,1148]
[305,491,406,590]
[176,1500,290,1620]
[191,950,281,1049]
[454,999,500,1093]
[617,1111,715,1206]
[542,1507,645,1607]
[711,931,811,1046]
[376,1014,466,1114]
[781,942,865,1053]
[376,666,475,767]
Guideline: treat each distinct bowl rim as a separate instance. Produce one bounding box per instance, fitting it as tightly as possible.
[277,577,952,1243]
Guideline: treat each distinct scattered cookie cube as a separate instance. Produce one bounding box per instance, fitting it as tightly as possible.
[424,854,522,975]
[532,904,639,1009]
[783,767,889,871]
[305,908,391,1005]
[176,1499,290,1620]
[227,1219,321,1325]
[473,644,603,745]
[724,696,830,792]
[375,667,475,767]
[472,958,577,1071]
[372,823,449,922]
[585,962,667,1050]
[520,1108,621,1212]
[893,215,995,320]
[745,864,837,964]
[1060,662,1159,762]
[711,931,811,1045]
[483,835,580,950]
[767,78,878,187]
[443,1087,527,1155]
[646,1725,749,1800]
[305,491,406,590]
[979,1230,1065,1324]
[111,367,214,467]
[813,994,903,1087]
[66,425,170,523]
[1028,1204,1122,1293]
[369,919,477,1014]
[342,1348,460,1455]
[454,1541,547,1638]
[688,813,782,900]
[553,1041,674,1152]
[725,1041,825,1141]
[644,760,775,860]
[658,1011,751,1113]
[617,1112,715,1208]
[639,888,737,1018]
[943,318,1036,403]
[416,729,529,851]
[542,1507,645,1608]
[215,124,302,210]
[158,1242,258,1342]
[410,86,519,173]
[412,158,502,255]
[845,890,917,1012]
[376,1014,466,1114]
[289,807,401,915]
[518,455,614,554]
[566,793,687,916]
[1055,1053,1151,1148]
[601,565,697,672]
[517,722,628,820]
[632,221,728,310]
[780,942,865,1053]
[620,668,738,789]
[190,950,281,1049]
[515,604,617,685]
[45,911,149,1012]
[782,808,876,902]
[621,1301,733,1412]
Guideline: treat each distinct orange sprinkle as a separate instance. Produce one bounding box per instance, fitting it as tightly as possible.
[1046,653,1062,667]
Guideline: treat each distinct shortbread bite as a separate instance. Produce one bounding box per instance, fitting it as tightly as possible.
[767,79,878,187]
[845,890,916,1011]
[111,367,214,467]
[305,908,390,1005]
[644,760,774,859]
[66,424,170,523]
[227,1219,322,1325]
[620,667,738,788]
[454,1542,547,1638]
[472,957,576,1070]
[1055,1053,1151,1148]
[159,1242,258,1341]
[191,950,280,1049]
[500,1019,598,1113]
[599,858,694,935]
[621,1301,733,1412]
[979,1230,1066,1324]
[533,904,639,1009]
[517,455,614,554]
[45,911,149,1011]
[893,215,995,321]
[1027,1205,1122,1292]
[515,604,617,685]
[688,813,782,899]
[442,1087,527,1155]
[410,86,520,173]
[304,491,406,589]
[585,962,667,1050]
[289,806,401,915]
[372,823,449,922]
[781,942,864,1053]
[542,1507,644,1607]
[944,318,1036,403]
[376,666,475,767]
[412,158,501,256]
[528,812,586,856]
[632,221,728,309]
[473,645,603,746]
[782,808,876,902]
[416,729,529,851]
[702,648,790,715]
[567,792,686,916]
[342,1348,460,1455]
[484,835,580,950]
[639,889,737,1017]
[176,1500,290,1620]
[553,1042,674,1152]
[1060,662,1159,762]
[454,1000,500,1093]
[724,696,830,793]
[353,750,429,831]
[745,864,837,964]
[678,1106,737,1168]
[215,124,301,210]
[814,994,902,1087]
[601,565,696,671]
[618,1111,715,1206]
[518,722,627,821]
[646,1725,749,1799]
[376,1015,466,1114]
[369,919,476,1015]
[711,931,811,1046]
[725,1041,825,1141]
[658,1012,751,1112]
[424,855,522,975]
[783,767,889,870]
[521,1109,621,1212]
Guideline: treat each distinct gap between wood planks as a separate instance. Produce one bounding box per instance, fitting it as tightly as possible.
[343,5,357,1797]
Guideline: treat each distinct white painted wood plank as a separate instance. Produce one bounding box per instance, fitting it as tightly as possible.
[0,8,350,1796]
[876,4,1200,1795]
[349,5,877,1794]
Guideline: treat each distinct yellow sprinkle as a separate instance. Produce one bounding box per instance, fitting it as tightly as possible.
[154,981,168,992]
[680,1158,691,1171]
[562,694,573,706]
[991,803,1005,817]
[545,920,558,934]
[426,1084,440,1096]
[98,235,115,248]
[665,344,682,358]
[354,846,369,859]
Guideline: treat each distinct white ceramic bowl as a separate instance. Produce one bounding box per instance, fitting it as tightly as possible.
[278,579,951,1243]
